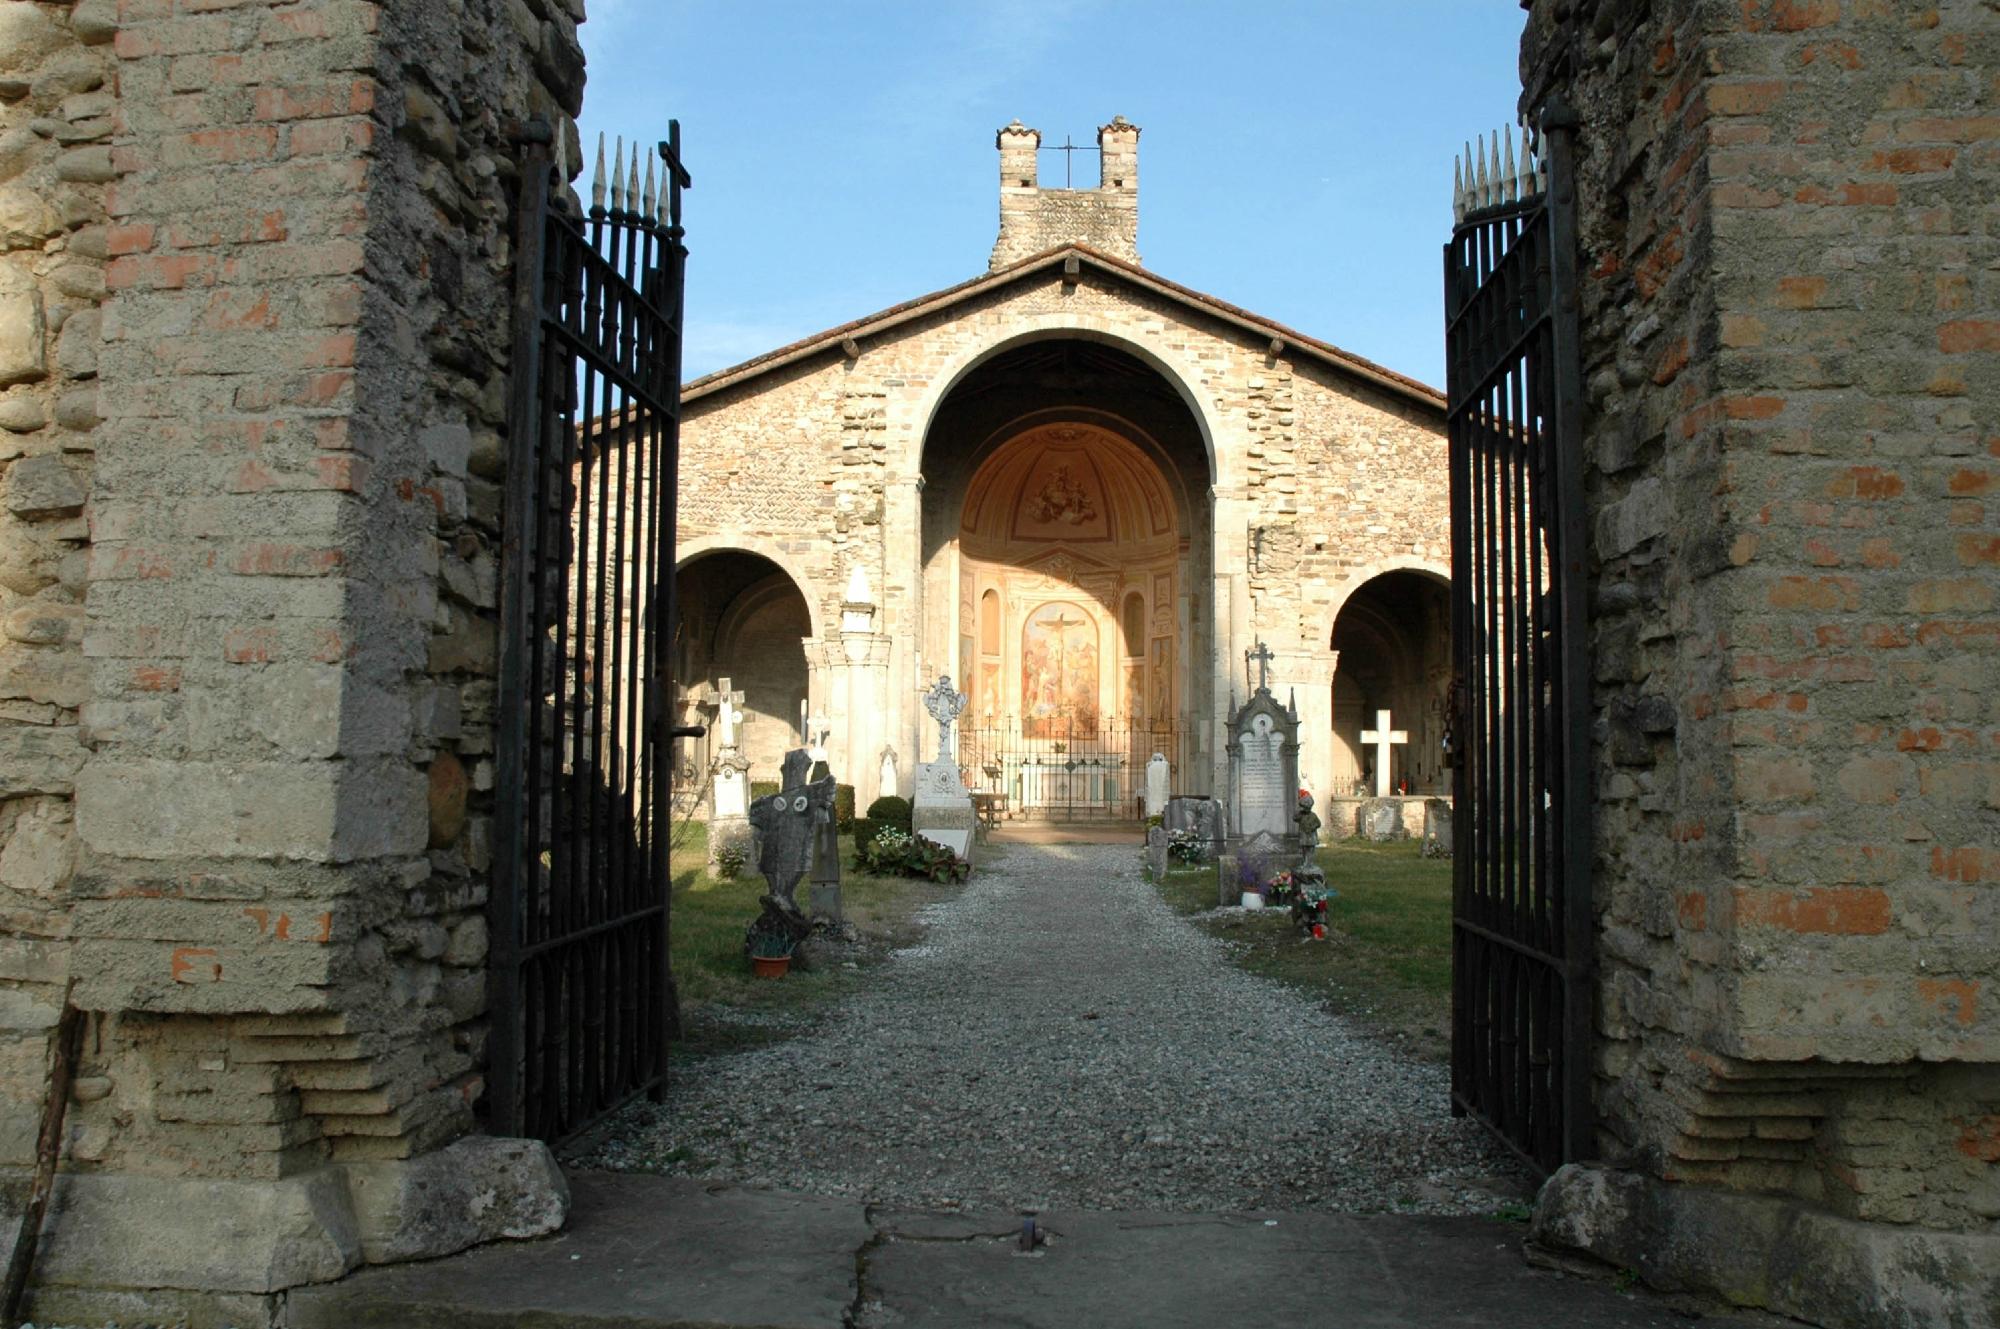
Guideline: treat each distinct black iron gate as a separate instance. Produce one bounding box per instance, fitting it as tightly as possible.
[1443,111,1593,1175]
[491,125,691,1142]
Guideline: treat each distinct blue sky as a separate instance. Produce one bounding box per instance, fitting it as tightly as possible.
[576,2,1527,390]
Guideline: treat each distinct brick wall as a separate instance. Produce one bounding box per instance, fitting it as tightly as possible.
[1524,0,1999,1229]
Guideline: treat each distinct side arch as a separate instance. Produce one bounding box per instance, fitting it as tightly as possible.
[1320,555,1451,648]
[675,534,828,642]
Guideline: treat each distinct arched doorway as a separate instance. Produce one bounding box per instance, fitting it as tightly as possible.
[1329,569,1450,798]
[918,340,1213,815]
[671,549,814,798]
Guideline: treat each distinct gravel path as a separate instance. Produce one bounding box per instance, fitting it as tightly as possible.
[576,841,1527,1214]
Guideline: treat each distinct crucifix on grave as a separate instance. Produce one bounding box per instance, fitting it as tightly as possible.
[1245,640,1275,696]
[715,677,746,753]
[1359,708,1409,798]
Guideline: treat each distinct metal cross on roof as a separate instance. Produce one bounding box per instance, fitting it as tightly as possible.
[1040,134,1099,188]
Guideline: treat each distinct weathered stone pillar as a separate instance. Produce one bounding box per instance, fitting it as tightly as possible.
[882,472,924,772]
[0,1,583,1320]
[1286,649,1336,802]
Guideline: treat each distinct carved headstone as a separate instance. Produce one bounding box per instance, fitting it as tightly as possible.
[1144,752,1170,818]
[1421,797,1454,858]
[1221,665,1300,905]
[1146,824,1168,881]
[1360,797,1406,842]
[749,761,833,912]
[807,760,843,924]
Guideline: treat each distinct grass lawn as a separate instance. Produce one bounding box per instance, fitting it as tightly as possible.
[666,818,969,1055]
[1154,837,1453,1061]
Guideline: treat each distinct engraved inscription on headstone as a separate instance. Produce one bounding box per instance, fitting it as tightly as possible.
[1237,712,1290,837]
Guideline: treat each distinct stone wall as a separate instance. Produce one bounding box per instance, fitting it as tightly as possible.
[0,0,113,1166]
[678,254,1448,803]
[1522,0,2000,1318]
[0,0,580,1314]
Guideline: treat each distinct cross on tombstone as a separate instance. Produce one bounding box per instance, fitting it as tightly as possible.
[716,677,746,751]
[1359,708,1409,798]
[1245,641,1275,695]
[923,674,968,761]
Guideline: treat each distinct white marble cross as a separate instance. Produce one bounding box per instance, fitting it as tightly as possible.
[1360,708,1408,798]
[715,677,745,752]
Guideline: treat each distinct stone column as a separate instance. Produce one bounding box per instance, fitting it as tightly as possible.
[1284,649,1337,803]
[881,473,924,775]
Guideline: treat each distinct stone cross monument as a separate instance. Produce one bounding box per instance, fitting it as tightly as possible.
[923,673,968,761]
[912,673,975,865]
[1360,708,1408,798]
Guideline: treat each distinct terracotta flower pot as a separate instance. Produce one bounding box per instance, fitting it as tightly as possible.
[751,954,791,979]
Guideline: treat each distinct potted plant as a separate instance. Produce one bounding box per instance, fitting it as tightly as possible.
[749,931,794,978]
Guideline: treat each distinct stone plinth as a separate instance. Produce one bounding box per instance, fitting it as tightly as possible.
[911,760,975,864]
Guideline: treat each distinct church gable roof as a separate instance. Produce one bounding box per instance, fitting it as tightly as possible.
[681,245,1445,413]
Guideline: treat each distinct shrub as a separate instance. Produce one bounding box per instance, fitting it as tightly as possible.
[854,827,969,883]
[850,818,881,852]
[865,795,912,831]
[834,782,856,832]
[715,842,746,880]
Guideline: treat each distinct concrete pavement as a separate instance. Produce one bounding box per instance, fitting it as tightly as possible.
[289,1171,1776,1328]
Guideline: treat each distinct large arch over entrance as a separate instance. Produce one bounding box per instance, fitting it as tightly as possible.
[672,548,814,793]
[917,339,1215,811]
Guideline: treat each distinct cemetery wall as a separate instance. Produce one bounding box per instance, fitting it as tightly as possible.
[1522,0,2000,1313]
[678,259,1450,798]
[0,0,579,1311]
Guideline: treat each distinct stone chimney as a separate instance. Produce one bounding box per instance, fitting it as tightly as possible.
[988,116,1141,272]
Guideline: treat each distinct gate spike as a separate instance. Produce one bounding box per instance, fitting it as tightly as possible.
[590,131,607,214]
[1489,130,1504,208]
[1474,133,1490,210]
[1534,128,1550,195]
[610,135,626,214]
[553,125,568,186]
[641,152,657,223]
[629,142,642,219]
[1452,155,1465,225]
[1502,129,1517,203]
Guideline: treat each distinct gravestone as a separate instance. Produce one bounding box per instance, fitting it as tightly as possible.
[707,675,752,867]
[1421,797,1454,858]
[878,745,899,802]
[806,753,843,924]
[1220,642,1301,904]
[1146,824,1168,881]
[912,674,976,865]
[743,747,837,959]
[1144,752,1170,817]
[1360,797,1406,841]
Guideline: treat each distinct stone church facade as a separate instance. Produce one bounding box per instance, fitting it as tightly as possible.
[673,119,1452,821]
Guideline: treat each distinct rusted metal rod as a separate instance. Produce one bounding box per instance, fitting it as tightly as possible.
[2,985,85,1328]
